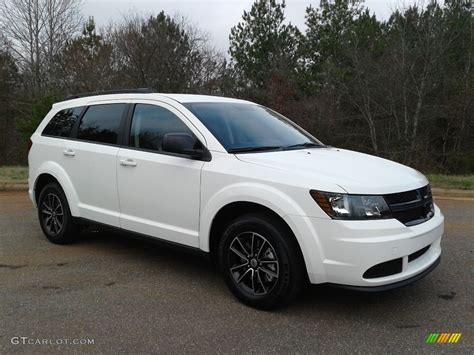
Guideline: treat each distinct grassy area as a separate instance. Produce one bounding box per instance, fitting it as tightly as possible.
[0,166,28,190]
[426,174,474,190]
[0,166,473,191]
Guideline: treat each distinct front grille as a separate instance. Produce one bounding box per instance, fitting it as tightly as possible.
[408,245,430,262]
[385,189,419,205]
[363,258,403,279]
[384,185,434,226]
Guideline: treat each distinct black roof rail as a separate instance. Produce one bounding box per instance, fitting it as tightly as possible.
[64,88,155,101]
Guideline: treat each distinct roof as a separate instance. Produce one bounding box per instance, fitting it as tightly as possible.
[159,94,251,104]
[52,92,253,110]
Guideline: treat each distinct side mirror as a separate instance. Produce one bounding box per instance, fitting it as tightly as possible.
[162,133,210,161]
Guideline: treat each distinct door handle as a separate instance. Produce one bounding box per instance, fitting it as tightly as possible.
[63,149,75,157]
[120,159,137,167]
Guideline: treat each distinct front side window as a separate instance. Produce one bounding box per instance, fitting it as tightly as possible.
[184,102,322,153]
[130,104,194,152]
[42,107,84,138]
[76,104,126,144]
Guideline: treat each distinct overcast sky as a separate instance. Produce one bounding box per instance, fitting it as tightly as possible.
[82,0,418,52]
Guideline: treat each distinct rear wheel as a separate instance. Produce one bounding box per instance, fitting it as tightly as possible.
[218,213,305,310]
[37,182,80,244]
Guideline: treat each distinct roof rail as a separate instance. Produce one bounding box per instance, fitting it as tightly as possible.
[64,88,155,101]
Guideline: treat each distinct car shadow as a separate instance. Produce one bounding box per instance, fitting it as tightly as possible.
[74,227,438,317]
[75,226,218,275]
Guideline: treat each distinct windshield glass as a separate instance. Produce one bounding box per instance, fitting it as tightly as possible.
[184,102,322,153]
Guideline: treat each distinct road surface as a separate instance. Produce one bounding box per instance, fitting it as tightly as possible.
[0,192,472,353]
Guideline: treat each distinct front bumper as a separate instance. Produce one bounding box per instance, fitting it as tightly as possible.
[327,255,440,291]
[296,204,444,287]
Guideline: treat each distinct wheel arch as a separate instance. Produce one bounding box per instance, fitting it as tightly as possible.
[199,183,326,283]
[34,174,60,204]
[33,162,80,216]
[208,201,296,262]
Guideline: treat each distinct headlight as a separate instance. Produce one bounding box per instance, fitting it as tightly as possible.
[310,190,392,220]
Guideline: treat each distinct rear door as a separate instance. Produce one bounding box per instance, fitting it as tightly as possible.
[116,102,205,247]
[61,102,128,227]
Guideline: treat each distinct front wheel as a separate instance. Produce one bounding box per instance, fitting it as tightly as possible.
[218,213,305,310]
[37,182,80,244]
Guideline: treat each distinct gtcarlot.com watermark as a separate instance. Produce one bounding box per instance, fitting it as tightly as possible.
[11,336,94,346]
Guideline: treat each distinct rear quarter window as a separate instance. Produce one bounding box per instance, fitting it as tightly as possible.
[42,107,84,138]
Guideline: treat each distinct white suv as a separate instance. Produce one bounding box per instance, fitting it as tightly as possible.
[28,90,444,309]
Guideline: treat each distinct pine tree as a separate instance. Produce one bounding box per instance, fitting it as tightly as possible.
[229,0,302,92]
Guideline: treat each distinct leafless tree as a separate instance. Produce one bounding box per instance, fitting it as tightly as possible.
[0,0,82,95]
[108,11,225,93]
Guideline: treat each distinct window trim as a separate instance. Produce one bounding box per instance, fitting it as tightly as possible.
[122,103,212,162]
[38,101,212,161]
[119,145,212,162]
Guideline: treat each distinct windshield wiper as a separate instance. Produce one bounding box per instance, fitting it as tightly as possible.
[228,146,283,153]
[283,142,325,150]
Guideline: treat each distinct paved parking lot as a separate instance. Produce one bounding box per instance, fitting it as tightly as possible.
[0,192,472,353]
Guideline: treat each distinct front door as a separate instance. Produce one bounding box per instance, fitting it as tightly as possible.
[117,102,205,247]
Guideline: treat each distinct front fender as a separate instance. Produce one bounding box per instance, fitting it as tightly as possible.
[199,182,326,283]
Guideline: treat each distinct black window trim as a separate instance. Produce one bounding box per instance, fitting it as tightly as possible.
[121,103,212,162]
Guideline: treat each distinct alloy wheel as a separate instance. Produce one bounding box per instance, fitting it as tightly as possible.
[228,231,280,296]
[41,193,64,236]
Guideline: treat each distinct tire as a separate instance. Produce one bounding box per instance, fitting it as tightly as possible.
[218,213,306,310]
[37,182,80,244]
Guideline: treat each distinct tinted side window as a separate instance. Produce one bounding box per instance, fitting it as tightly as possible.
[77,104,126,144]
[130,104,194,152]
[42,107,83,138]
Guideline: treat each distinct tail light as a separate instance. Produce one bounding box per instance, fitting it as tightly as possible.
[28,138,33,152]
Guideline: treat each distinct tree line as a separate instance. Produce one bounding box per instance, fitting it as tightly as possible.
[0,0,472,173]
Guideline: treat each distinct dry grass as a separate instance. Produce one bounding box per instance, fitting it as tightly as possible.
[0,166,28,191]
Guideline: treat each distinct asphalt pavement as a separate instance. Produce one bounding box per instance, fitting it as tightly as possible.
[0,192,472,354]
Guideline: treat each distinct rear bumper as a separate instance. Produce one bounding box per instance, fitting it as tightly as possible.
[291,204,444,287]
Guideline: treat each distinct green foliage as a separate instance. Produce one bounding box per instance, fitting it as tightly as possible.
[301,1,386,93]
[56,17,114,93]
[297,0,473,170]
[0,50,18,96]
[427,174,474,190]
[0,166,28,182]
[229,0,302,92]
[0,49,22,164]
[16,95,62,140]
[0,165,28,190]
[304,0,362,83]
[0,2,472,173]
[226,0,473,172]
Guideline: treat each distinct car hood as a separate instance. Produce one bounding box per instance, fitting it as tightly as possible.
[235,147,428,194]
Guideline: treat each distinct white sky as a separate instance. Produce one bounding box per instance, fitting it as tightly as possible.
[82,0,420,52]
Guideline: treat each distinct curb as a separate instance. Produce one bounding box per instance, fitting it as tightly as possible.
[0,184,29,192]
[432,187,474,199]
[433,195,474,201]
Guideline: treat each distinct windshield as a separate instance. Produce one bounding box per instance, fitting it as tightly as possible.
[184,102,323,153]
